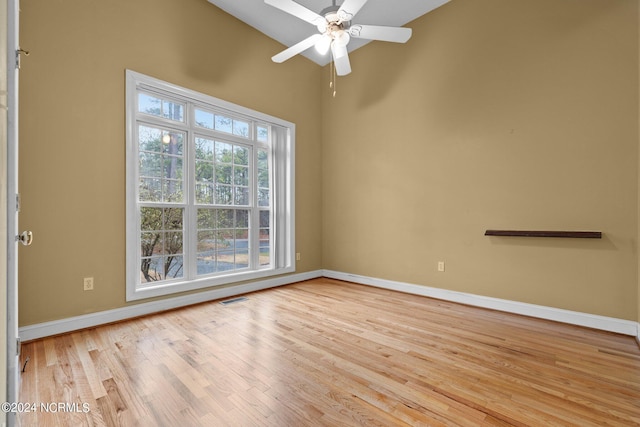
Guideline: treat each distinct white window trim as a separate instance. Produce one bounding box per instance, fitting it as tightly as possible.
[125,70,295,301]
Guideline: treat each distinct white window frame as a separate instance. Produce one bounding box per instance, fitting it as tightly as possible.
[126,70,295,301]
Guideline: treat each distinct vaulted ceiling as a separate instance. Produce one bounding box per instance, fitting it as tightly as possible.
[206,0,451,66]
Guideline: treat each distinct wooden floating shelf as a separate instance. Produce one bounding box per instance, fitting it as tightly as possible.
[484,230,602,239]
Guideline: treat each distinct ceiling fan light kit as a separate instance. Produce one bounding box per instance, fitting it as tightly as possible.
[315,34,332,54]
[265,0,413,77]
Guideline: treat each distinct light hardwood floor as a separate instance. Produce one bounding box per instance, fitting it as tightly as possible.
[18,278,640,426]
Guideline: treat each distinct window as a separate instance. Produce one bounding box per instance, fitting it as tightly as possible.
[126,71,295,301]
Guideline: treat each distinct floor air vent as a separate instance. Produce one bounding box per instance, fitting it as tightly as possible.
[219,296,248,306]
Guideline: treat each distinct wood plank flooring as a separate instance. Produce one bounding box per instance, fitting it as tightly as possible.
[17,278,640,426]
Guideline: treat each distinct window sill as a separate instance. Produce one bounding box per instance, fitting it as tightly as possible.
[126,265,295,302]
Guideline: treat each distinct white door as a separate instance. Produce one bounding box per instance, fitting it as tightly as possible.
[6,1,27,426]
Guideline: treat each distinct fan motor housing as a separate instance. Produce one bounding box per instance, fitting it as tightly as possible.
[319,5,350,29]
[319,4,340,17]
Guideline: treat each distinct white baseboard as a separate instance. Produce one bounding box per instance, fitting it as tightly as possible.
[322,270,639,337]
[18,269,639,341]
[19,270,323,342]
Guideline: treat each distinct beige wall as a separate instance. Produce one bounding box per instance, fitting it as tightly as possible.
[322,0,639,320]
[18,0,640,326]
[18,0,323,325]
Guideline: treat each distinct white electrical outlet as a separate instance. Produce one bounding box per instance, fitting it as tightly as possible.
[438,261,445,272]
[83,277,94,291]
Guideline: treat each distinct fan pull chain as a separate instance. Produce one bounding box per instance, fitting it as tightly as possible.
[330,59,337,97]
[329,60,333,91]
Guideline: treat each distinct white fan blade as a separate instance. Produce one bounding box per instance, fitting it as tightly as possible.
[265,0,325,26]
[337,0,368,21]
[272,34,322,63]
[349,25,412,43]
[331,43,351,76]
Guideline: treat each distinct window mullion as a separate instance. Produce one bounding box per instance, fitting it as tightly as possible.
[250,146,260,270]
[185,109,196,281]
[268,136,275,269]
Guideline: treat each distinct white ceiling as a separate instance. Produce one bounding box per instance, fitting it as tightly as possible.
[206,0,451,66]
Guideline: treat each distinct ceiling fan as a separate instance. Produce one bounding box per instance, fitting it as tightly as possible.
[265,0,413,76]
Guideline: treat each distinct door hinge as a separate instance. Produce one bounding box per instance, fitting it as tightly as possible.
[16,338,21,356]
[16,193,20,213]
